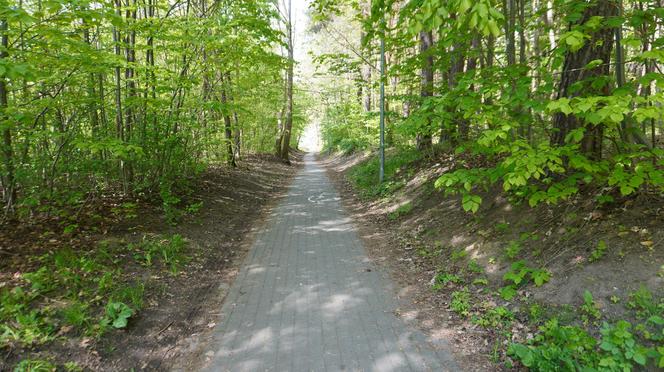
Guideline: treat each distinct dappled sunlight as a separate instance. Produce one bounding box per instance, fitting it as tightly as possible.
[374,353,408,372]
[402,310,420,322]
[451,234,469,245]
[321,293,363,318]
[204,154,457,371]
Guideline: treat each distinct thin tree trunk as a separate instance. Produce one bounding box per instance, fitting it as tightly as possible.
[280,0,294,164]
[417,30,433,150]
[220,73,236,167]
[0,18,16,213]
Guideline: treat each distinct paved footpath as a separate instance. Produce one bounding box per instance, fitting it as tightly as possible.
[204,154,458,372]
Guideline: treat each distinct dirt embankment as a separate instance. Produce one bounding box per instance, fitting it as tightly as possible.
[1,153,302,371]
[320,151,663,371]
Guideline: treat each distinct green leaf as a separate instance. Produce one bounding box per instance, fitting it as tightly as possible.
[105,302,133,329]
[461,194,482,213]
[584,59,604,69]
[531,269,550,287]
[633,351,647,365]
[508,343,535,367]
[500,286,517,300]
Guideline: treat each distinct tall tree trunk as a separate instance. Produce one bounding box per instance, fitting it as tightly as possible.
[551,0,619,159]
[441,40,466,143]
[360,1,372,113]
[546,0,556,50]
[84,28,100,135]
[220,73,236,167]
[113,0,128,192]
[0,18,16,213]
[518,0,527,65]
[124,0,137,189]
[416,30,433,150]
[280,0,294,164]
[113,0,124,142]
[505,0,517,66]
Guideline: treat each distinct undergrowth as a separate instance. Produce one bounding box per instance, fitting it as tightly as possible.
[348,147,421,198]
[0,234,187,354]
[346,147,664,371]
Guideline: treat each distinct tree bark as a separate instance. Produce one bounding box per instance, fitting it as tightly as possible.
[220,73,236,167]
[551,0,619,159]
[280,0,294,164]
[416,30,433,150]
[1,18,16,212]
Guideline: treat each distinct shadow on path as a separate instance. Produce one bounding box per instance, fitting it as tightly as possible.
[204,153,459,372]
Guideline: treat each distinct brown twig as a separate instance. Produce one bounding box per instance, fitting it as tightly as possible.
[155,320,174,336]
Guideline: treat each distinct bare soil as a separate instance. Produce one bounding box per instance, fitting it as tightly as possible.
[320,151,664,371]
[0,152,302,371]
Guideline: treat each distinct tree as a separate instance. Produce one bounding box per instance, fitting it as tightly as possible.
[551,0,619,159]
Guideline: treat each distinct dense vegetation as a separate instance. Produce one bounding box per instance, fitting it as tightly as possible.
[313,0,663,212]
[0,0,307,220]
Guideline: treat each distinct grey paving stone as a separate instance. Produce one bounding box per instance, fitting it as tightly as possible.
[204,154,459,372]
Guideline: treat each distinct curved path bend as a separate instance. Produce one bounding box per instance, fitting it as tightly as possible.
[204,154,458,372]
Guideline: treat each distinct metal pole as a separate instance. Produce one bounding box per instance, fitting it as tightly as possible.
[379,17,386,183]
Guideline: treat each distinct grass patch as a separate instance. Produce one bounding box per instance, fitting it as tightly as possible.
[388,202,414,220]
[349,147,422,198]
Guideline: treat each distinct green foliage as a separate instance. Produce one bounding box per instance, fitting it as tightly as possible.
[467,259,484,274]
[450,248,468,261]
[472,277,489,286]
[111,202,138,220]
[450,288,472,317]
[581,290,602,325]
[103,302,133,329]
[64,362,83,372]
[13,359,56,372]
[598,321,652,369]
[160,182,183,225]
[504,241,522,260]
[60,302,89,328]
[589,240,608,262]
[509,318,664,370]
[508,319,601,370]
[130,234,187,273]
[349,148,422,198]
[627,286,664,319]
[0,235,181,348]
[500,261,550,300]
[432,272,462,290]
[494,221,510,234]
[0,0,293,220]
[472,305,514,329]
[321,101,377,154]
[528,303,546,324]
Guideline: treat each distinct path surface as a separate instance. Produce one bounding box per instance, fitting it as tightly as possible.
[204,154,458,372]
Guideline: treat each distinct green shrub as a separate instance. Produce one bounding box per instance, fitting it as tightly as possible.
[432,272,462,290]
[102,302,133,329]
[321,101,377,153]
[500,260,550,300]
[450,288,472,317]
[13,359,56,372]
[509,319,664,370]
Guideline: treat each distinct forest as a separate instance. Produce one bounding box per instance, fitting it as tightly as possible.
[0,0,308,219]
[0,0,663,370]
